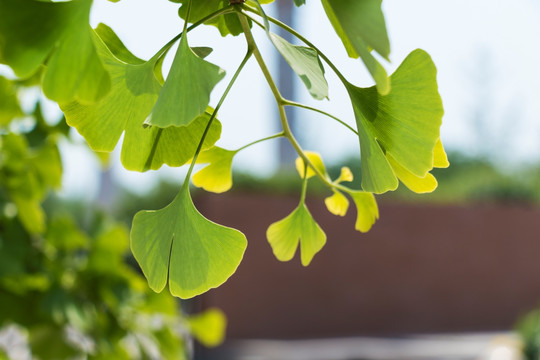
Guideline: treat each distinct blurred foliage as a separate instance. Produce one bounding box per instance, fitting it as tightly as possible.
[0,75,225,359]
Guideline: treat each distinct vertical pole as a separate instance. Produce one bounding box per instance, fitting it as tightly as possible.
[275,0,298,168]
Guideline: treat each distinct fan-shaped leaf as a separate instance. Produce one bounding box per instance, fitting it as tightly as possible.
[348,191,378,233]
[131,184,247,299]
[295,151,326,179]
[325,190,349,217]
[267,204,326,266]
[61,25,221,172]
[0,0,111,103]
[269,33,328,100]
[145,33,225,128]
[347,49,444,193]
[192,147,237,193]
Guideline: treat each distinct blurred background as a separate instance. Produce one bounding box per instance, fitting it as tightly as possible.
[2,0,540,359]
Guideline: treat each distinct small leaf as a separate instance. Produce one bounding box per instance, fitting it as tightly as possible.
[293,0,306,6]
[335,166,353,183]
[295,151,326,179]
[61,25,221,172]
[269,33,328,100]
[386,153,437,193]
[321,0,390,94]
[131,184,247,299]
[267,204,326,266]
[192,147,237,193]
[145,34,225,128]
[348,191,378,233]
[187,308,227,347]
[324,190,349,217]
[347,49,444,194]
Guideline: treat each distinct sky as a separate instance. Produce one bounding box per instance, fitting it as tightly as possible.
[8,0,540,198]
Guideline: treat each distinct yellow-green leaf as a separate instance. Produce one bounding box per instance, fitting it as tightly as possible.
[192,147,237,193]
[61,25,221,172]
[145,34,225,128]
[295,151,326,179]
[131,184,247,299]
[267,204,326,266]
[348,191,378,233]
[187,308,227,347]
[347,49,444,193]
[324,190,349,217]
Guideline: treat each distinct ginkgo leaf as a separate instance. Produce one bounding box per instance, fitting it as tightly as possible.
[347,49,444,194]
[335,166,353,183]
[269,33,328,100]
[176,0,242,37]
[145,33,225,128]
[295,151,326,179]
[0,76,22,126]
[0,0,111,103]
[267,204,326,266]
[325,190,349,217]
[131,183,247,299]
[386,153,437,194]
[433,138,450,168]
[61,25,221,172]
[187,308,227,347]
[321,0,390,94]
[192,147,237,193]
[348,191,378,233]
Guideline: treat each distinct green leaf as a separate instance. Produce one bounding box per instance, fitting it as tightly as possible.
[177,0,245,37]
[293,0,306,6]
[324,190,349,217]
[321,0,390,94]
[348,191,378,232]
[295,151,326,179]
[269,33,328,100]
[0,0,111,102]
[61,25,221,172]
[267,203,326,266]
[0,76,22,126]
[347,49,444,193]
[192,147,237,193]
[145,34,225,128]
[130,184,247,299]
[187,308,227,347]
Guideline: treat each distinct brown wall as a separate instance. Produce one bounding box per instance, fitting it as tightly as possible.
[196,193,540,339]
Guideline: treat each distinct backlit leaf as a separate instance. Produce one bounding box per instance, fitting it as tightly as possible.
[187,308,226,347]
[321,0,390,94]
[145,34,225,128]
[267,204,326,266]
[269,33,328,100]
[347,49,444,193]
[324,190,349,217]
[192,147,237,193]
[0,0,111,103]
[0,76,22,126]
[131,184,247,299]
[61,25,221,172]
[433,138,449,168]
[348,191,378,232]
[295,151,326,179]
[335,166,353,183]
[177,0,245,37]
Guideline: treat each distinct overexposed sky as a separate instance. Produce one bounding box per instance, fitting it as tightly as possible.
[14,0,540,197]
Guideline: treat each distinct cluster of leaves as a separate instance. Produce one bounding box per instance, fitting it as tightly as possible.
[0,76,225,359]
[0,0,448,300]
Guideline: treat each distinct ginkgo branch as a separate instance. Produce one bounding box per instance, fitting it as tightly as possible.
[185,48,253,180]
[281,99,358,136]
[237,10,339,192]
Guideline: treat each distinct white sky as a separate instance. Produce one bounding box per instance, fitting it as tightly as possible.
[14,0,540,197]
